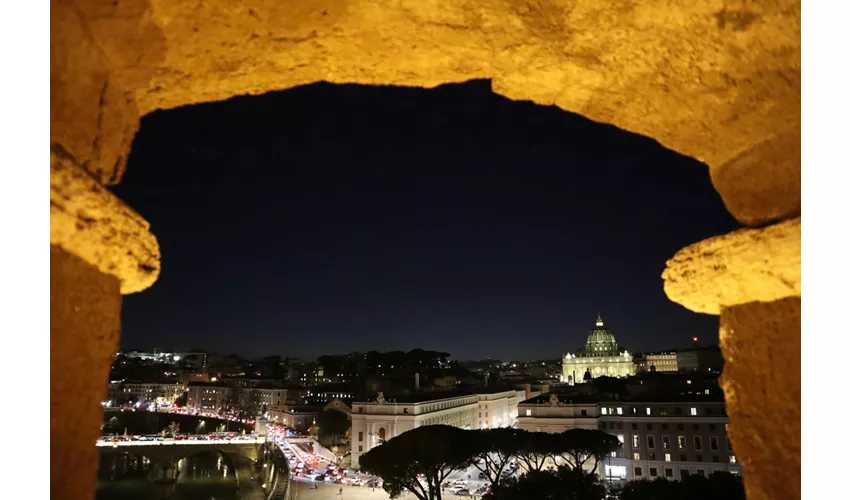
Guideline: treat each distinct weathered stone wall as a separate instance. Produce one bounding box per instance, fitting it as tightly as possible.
[720,298,801,500]
[50,1,800,499]
[52,0,800,225]
[51,245,122,499]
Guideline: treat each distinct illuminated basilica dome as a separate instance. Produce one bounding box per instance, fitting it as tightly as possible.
[561,314,634,384]
[585,314,619,355]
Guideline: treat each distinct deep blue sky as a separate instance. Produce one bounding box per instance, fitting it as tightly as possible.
[114,80,738,361]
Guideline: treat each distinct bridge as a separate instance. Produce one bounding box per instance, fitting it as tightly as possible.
[97,437,269,486]
[97,436,293,498]
[97,437,265,463]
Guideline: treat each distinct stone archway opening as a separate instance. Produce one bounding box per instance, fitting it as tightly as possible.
[51,2,799,500]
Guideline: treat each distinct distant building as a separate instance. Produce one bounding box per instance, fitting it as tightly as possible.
[433,376,457,388]
[517,392,741,482]
[634,352,679,373]
[286,362,327,386]
[221,376,286,389]
[517,394,599,433]
[179,372,210,384]
[350,388,523,469]
[118,381,186,406]
[324,398,352,415]
[247,387,295,409]
[268,403,323,432]
[105,381,122,405]
[186,383,233,412]
[561,315,635,384]
[304,384,354,403]
[675,346,724,373]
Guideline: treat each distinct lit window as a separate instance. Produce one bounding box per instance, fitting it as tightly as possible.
[611,451,617,458]
[617,407,623,415]
[690,408,697,416]
[617,435,624,444]
[646,408,652,415]
[664,453,671,462]
[633,435,640,447]
[602,408,608,415]
[525,409,531,416]
[677,436,686,449]
[633,453,640,460]
[729,455,737,464]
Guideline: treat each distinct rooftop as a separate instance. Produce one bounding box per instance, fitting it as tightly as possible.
[521,393,601,405]
[519,389,726,406]
[355,386,520,404]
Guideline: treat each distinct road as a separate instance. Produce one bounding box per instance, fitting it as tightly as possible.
[290,479,486,500]
[274,432,510,498]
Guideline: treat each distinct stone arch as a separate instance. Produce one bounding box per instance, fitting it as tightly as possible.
[51,3,801,500]
[98,443,260,466]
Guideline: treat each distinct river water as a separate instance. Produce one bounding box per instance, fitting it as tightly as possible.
[97,451,238,500]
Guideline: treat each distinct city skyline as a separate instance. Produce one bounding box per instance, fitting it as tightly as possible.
[117,320,713,364]
[114,80,738,361]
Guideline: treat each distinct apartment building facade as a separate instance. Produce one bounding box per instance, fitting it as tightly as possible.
[108,381,186,406]
[186,383,233,412]
[517,397,742,482]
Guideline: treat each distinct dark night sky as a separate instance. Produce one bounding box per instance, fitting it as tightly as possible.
[114,80,739,361]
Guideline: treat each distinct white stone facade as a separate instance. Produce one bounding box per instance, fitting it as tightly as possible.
[350,390,522,469]
[561,316,635,384]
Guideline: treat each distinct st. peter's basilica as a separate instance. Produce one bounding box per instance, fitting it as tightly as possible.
[561,314,634,384]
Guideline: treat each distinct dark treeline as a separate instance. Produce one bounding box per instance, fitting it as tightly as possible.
[359,426,745,500]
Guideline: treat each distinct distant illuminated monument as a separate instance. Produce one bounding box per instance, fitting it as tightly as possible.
[561,314,634,384]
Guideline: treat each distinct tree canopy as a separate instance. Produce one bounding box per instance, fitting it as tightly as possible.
[614,472,745,500]
[485,466,605,500]
[316,409,350,447]
[514,429,560,472]
[468,428,523,489]
[360,425,475,500]
[556,428,622,474]
[360,424,624,500]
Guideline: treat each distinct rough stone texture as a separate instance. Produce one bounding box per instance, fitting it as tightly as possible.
[51,245,122,500]
[711,125,800,226]
[49,2,802,499]
[51,150,161,294]
[51,0,800,225]
[662,217,800,315]
[720,298,800,500]
[50,0,165,185]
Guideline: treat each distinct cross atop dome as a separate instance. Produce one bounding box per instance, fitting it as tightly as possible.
[596,313,604,327]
